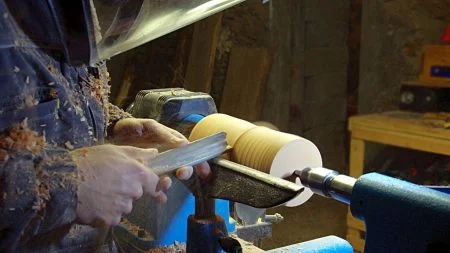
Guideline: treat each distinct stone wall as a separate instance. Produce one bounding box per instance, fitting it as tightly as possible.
[359,0,450,113]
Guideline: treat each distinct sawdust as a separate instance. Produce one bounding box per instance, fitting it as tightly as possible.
[145,242,185,253]
[32,181,50,211]
[422,112,450,129]
[117,219,186,252]
[0,119,45,153]
[89,71,111,104]
[120,217,150,239]
[108,103,131,122]
[0,118,78,211]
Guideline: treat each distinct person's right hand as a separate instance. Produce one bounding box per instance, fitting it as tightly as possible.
[70,144,171,227]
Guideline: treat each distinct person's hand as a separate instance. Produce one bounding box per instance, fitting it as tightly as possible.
[112,118,187,151]
[111,118,210,179]
[71,145,173,227]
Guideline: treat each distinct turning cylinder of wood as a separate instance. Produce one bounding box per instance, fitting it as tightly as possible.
[189,113,322,207]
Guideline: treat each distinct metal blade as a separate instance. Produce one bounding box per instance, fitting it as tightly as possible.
[148,132,227,175]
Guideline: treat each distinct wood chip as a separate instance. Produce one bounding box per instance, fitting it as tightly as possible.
[0,149,9,162]
[25,95,38,107]
[49,88,57,98]
[64,141,74,150]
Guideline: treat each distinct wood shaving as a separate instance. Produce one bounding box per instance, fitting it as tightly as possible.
[47,64,58,75]
[32,169,58,211]
[145,242,186,253]
[108,103,132,124]
[0,148,9,162]
[80,148,89,157]
[25,94,38,107]
[64,141,74,150]
[423,112,450,129]
[16,187,24,195]
[49,88,58,99]
[119,217,186,253]
[120,218,151,239]
[0,119,45,153]
[88,69,111,106]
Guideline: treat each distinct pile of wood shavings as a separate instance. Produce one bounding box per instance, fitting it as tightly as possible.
[0,118,45,155]
[119,218,185,253]
[0,119,61,211]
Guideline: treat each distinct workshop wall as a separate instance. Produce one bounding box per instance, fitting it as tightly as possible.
[358,0,450,114]
[213,0,351,172]
[108,0,351,171]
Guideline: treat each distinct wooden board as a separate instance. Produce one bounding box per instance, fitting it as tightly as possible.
[349,138,365,177]
[261,0,292,131]
[347,211,365,231]
[287,0,306,135]
[220,47,271,121]
[349,111,450,141]
[184,13,223,93]
[347,227,365,252]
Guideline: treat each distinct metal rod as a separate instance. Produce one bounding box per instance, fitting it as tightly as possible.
[298,167,356,205]
[195,196,215,219]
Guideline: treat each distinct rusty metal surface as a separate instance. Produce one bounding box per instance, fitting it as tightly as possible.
[183,158,304,208]
[236,222,272,242]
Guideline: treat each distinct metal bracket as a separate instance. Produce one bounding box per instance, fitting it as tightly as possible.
[183,158,304,208]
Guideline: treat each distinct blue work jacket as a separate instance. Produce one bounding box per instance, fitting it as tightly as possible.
[0,1,129,252]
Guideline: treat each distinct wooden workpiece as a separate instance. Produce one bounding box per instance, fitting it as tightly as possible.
[189,113,321,207]
[347,111,450,252]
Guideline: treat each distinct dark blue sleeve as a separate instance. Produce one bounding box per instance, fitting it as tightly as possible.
[0,48,79,253]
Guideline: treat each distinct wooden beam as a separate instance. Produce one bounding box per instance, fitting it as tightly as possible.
[184,13,223,93]
[261,0,293,131]
[288,0,306,136]
[220,47,271,121]
[114,63,135,108]
[171,26,194,87]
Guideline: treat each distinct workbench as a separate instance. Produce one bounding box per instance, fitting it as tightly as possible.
[346,111,450,252]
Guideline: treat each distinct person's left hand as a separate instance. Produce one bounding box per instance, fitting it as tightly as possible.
[111,118,210,179]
